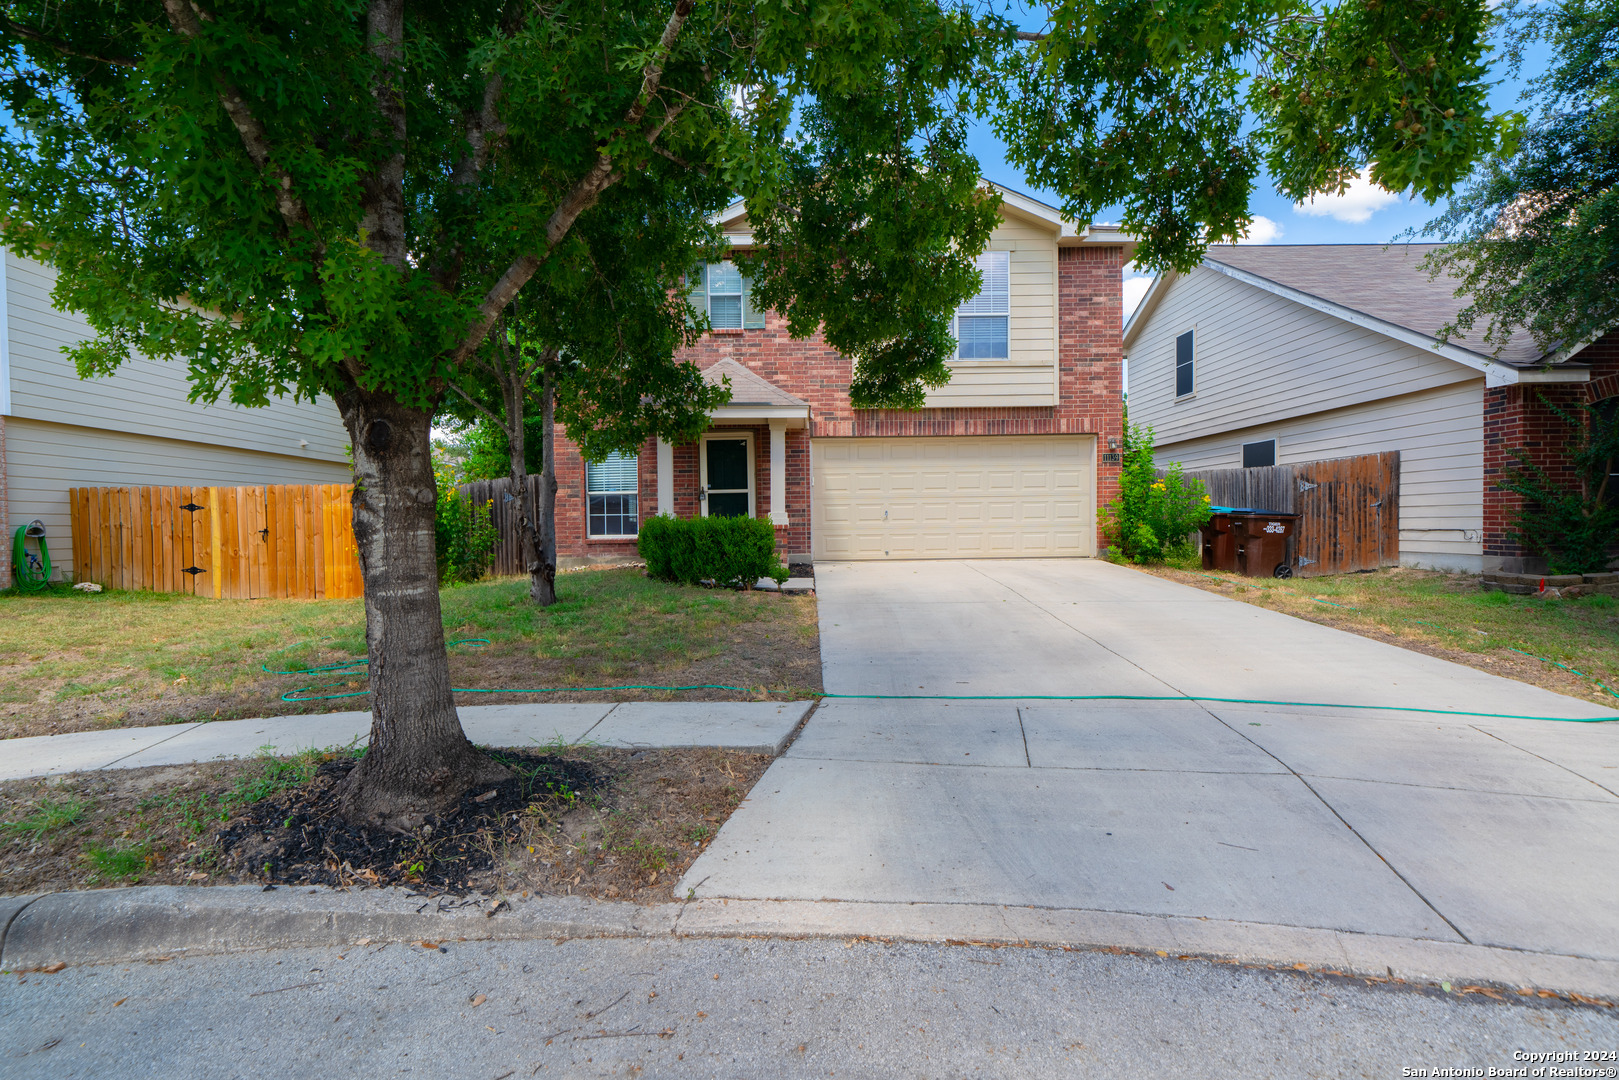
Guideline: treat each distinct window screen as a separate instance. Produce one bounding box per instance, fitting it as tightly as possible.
[1175,331,1195,397]
[688,262,765,329]
[1242,439,1277,469]
[955,251,1010,360]
[586,451,639,537]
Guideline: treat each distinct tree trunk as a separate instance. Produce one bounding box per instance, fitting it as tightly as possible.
[533,370,559,605]
[505,384,551,606]
[332,386,509,829]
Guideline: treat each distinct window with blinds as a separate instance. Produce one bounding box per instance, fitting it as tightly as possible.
[953,251,1010,360]
[586,451,639,537]
[688,261,766,330]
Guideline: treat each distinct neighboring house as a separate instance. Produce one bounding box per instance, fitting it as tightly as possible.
[1123,244,1619,574]
[549,185,1132,566]
[0,251,353,586]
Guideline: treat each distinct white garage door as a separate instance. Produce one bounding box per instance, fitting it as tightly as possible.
[811,435,1096,560]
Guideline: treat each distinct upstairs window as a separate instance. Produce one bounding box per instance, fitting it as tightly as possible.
[1175,330,1195,398]
[587,451,639,538]
[689,261,765,329]
[954,251,1010,360]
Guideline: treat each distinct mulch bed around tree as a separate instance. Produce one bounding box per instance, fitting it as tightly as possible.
[0,746,770,902]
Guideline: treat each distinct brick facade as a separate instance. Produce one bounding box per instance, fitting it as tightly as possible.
[552,242,1128,565]
[1481,332,1619,572]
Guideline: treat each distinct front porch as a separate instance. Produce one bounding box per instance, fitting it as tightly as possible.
[554,359,812,567]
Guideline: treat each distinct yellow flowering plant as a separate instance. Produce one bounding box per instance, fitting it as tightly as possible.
[1098,418,1213,563]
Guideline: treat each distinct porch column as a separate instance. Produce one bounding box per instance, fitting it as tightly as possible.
[656,437,674,515]
[768,420,789,525]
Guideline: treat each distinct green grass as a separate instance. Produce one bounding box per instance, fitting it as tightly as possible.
[1,568,817,737]
[134,747,345,839]
[84,840,152,882]
[1,796,90,842]
[1174,567,1619,705]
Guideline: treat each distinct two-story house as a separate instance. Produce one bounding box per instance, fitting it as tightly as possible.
[546,185,1132,566]
[1122,244,1618,574]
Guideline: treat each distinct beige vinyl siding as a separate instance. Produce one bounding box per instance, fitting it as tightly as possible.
[925,213,1057,408]
[1127,266,1477,444]
[1155,381,1484,572]
[5,416,353,580]
[5,253,350,462]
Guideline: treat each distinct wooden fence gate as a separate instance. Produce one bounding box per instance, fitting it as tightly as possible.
[1183,451,1400,577]
[68,484,364,599]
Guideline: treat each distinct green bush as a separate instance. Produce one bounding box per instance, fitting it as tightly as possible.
[639,513,784,589]
[434,464,498,585]
[1098,418,1213,563]
[1498,395,1619,575]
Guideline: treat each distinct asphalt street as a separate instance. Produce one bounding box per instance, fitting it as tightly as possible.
[2,936,1615,1079]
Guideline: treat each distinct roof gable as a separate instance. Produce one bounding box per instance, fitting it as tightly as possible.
[702,358,808,408]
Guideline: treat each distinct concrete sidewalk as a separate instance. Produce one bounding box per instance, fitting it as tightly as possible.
[684,559,1619,978]
[0,700,815,781]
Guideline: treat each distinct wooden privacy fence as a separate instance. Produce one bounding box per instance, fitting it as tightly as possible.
[1182,451,1400,577]
[456,475,546,577]
[68,484,364,599]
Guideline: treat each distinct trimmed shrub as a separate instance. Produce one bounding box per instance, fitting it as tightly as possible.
[639,513,783,589]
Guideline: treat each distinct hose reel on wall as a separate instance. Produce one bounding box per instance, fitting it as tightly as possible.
[10,519,51,591]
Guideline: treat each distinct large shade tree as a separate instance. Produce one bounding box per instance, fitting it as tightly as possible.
[1423,0,1618,353]
[0,0,1507,827]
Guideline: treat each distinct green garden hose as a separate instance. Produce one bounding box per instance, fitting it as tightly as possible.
[10,522,51,592]
[263,641,1618,723]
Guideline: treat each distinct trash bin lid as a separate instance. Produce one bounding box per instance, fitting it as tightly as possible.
[1211,506,1297,518]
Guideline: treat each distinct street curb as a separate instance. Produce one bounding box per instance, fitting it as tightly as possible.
[3,887,1616,1001]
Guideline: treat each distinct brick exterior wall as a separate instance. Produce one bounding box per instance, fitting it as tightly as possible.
[1481,331,1619,572]
[553,243,1128,564]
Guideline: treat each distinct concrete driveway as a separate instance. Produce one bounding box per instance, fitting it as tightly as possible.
[683,559,1619,965]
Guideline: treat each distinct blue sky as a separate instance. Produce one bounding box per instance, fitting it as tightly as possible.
[963,22,1546,321]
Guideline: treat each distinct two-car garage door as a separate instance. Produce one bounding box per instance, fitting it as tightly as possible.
[811,435,1096,560]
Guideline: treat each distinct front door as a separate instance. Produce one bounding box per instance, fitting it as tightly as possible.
[702,436,752,518]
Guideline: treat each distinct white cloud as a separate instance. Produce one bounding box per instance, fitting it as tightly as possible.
[1236,215,1283,244]
[1122,271,1154,322]
[1294,175,1399,224]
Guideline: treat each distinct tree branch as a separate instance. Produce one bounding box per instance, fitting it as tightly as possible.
[451,74,507,188]
[0,17,137,67]
[359,0,407,266]
[448,0,698,364]
[161,0,319,247]
[445,380,509,428]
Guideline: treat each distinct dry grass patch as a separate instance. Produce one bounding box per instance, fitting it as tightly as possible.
[0,745,768,903]
[1139,564,1619,709]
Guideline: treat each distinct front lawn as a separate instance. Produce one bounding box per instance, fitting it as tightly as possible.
[1141,564,1619,709]
[0,568,820,740]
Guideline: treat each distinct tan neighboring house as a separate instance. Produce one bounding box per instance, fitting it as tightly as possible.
[1123,244,1616,574]
[0,251,353,587]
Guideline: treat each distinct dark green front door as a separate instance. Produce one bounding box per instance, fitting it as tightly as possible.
[704,438,751,518]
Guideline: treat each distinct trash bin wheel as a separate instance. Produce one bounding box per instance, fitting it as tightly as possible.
[1273,563,1293,579]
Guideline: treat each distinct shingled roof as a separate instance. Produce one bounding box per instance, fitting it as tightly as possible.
[701,358,809,408]
[1201,244,1553,368]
